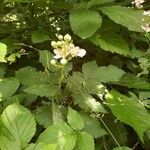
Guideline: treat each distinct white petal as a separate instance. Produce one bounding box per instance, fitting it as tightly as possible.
[77,49,86,57]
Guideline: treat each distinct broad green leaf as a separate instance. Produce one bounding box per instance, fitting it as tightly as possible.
[73,91,105,113]
[34,105,52,128]
[25,143,56,150]
[90,33,129,56]
[106,90,150,141]
[75,131,94,150]
[0,135,20,150]
[0,64,6,78]
[0,77,20,99]
[0,103,36,148]
[38,122,77,150]
[69,9,102,39]
[5,0,39,2]
[100,6,143,32]
[52,103,66,123]
[87,0,114,9]
[139,91,150,100]
[0,43,7,63]
[24,84,58,98]
[31,31,49,43]
[82,61,125,83]
[67,107,84,131]
[113,146,132,150]
[16,67,49,86]
[80,112,106,138]
[116,73,150,89]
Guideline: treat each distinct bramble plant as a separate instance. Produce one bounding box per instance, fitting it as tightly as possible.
[0,0,150,150]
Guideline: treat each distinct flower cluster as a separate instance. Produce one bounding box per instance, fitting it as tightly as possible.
[132,0,145,8]
[50,34,86,65]
[141,10,150,32]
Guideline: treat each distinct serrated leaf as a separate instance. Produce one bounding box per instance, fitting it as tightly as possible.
[106,90,150,141]
[87,0,114,9]
[116,73,150,89]
[67,107,84,131]
[0,43,7,63]
[34,105,52,128]
[75,131,94,150]
[100,6,143,32]
[0,103,36,149]
[38,122,77,150]
[16,67,48,86]
[82,61,125,83]
[31,31,49,43]
[0,77,20,99]
[69,9,102,39]
[24,84,57,98]
[80,112,107,138]
[90,33,129,56]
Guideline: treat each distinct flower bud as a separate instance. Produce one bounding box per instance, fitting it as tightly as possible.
[58,35,63,40]
[56,41,62,47]
[60,58,67,65]
[64,34,71,42]
[50,59,56,65]
[51,41,57,48]
[69,43,74,48]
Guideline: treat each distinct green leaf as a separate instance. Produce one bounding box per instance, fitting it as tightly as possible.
[87,0,114,9]
[75,131,94,150]
[31,31,49,43]
[38,122,77,150]
[34,105,52,128]
[90,33,129,56]
[100,6,143,32]
[0,64,6,78]
[16,67,49,86]
[69,9,102,39]
[82,61,125,83]
[0,43,7,63]
[0,103,36,149]
[80,112,106,138]
[39,50,53,70]
[25,143,56,150]
[113,146,132,150]
[4,0,39,3]
[106,90,150,141]
[0,77,20,99]
[116,73,150,89]
[67,107,84,131]
[24,84,58,98]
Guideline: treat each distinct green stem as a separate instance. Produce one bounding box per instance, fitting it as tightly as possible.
[59,66,65,88]
[99,117,121,148]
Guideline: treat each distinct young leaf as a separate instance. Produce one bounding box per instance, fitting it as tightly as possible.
[100,6,143,32]
[67,107,84,131]
[31,31,49,43]
[69,9,102,39]
[90,33,129,56]
[0,103,36,148]
[0,77,20,99]
[75,131,94,150]
[38,122,77,150]
[106,90,150,141]
[0,43,7,63]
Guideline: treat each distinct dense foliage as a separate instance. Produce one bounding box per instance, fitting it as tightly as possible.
[0,0,150,149]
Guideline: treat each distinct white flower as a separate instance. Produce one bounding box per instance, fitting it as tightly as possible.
[60,58,67,65]
[64,34,71,42]
[143,11,150,16]
[132,0,145,8]
[51,41,57,48]
[58,35,63,40]
[141,23,150,32]
[50,59,56,65]
[77,48,86,57]
[53,49,62,59]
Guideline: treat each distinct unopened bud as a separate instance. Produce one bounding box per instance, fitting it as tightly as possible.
[60,58,67,65]
[58,35,63,40]
[50,59,56,65]
[64,34,71,42]
[51,41,57,48]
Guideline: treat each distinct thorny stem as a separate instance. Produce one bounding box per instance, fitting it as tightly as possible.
[99,117,121,148]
